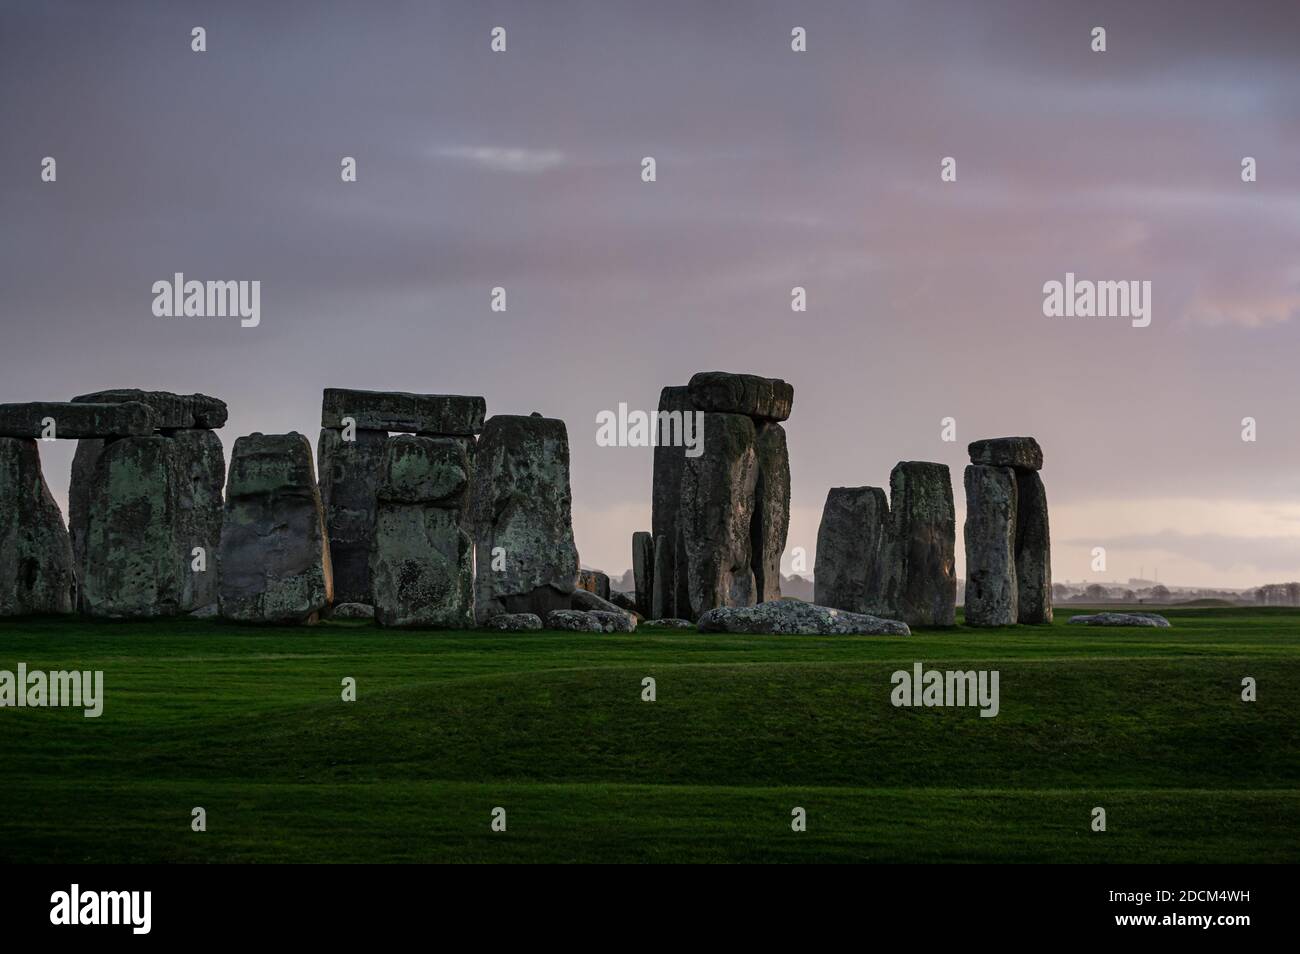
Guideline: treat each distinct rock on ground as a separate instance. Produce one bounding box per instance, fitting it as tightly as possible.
[218,433,333,624]
[963,464,1019,626]
[483,612,542,631]
[470,415,579,623]
[1068,612,1171,627]
[643,618,695,629]
[697,600,910,636]
[546,609,607,632]
[0,437,75,615]
[331,602,375,619]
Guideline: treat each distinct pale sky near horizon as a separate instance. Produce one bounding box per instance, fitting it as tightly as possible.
[3,0,1300,589]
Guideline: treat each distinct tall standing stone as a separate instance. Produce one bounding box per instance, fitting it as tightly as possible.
[888,461,956,627]
[0,438,75,616]
[751,422,790,603]
[632,531,654,617]
[651,533,673,620]
[370,436,473,628]
[317,427,388,605]
[963,465,1018,626]
[1015,470,1052,624]
[170,428,226,611]
[470,415,579,623]
[651,386,692,619]
[218,433,332,623]
[679,412,758,617]
[814,486,891,616]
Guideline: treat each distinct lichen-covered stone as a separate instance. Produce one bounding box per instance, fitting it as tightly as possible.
[697,600,910,636]
[169,428,225,612]
[82,436,186,618]
[1015,470,1052,624]
[0,437,75,615]
[751,422,790,603]
[643,618,694,629]
[968,437,1043,472]
[321,388,485,435]
[72,389,228,430]
[546,609,606,632]
[632,530,654,616]
[331,602,375,619]
[370,436,473,628]
[963,464,1018,626]
[814,486,891,616]
[484,612,542,631]
[470,415,579,623]
[679,412,758,618]
[1068,612,1170,628]
[888,461,956,627]
[218,433,332,623]
[687,371,794,422]
[608,589,639,614]
[0,401,155,439]
[317,427,388,605]
[577,568,611,601]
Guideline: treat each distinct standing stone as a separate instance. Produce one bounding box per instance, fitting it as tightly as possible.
[651,386,692,619]
[68,438,105,584]
[963,465,1018,626]
[751,422,790,603]
[1015,470,1052,624]
[632,531,654,617]
[470,415,579,623]
[577,569,610,601]
[814,486,891,616]
[317,427,388,605]
[0,438,75,615]
[218,433,332,623]
[651,532,673,620]
[82,436,186,618]
[370,436,473,628]
[679,412,758,618]
[888,461,956,627]
[170,428,226,611]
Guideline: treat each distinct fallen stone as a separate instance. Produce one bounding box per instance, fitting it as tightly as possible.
[331,602,375,619]
[321,388,485,435]
[687,371,794,422]
[218,433,333,624]
[470,415,579,623]
[577,568,611,601]
[697,600,910,636]
[963,465,1018,626]
[72,389,228,430]
[751,422,790,603]
[888,461,957,627]
[968,437,1043,472]
[814,486,891,616]
[484,612,542,631]
[643,618,695,629]
[679,412,758,618]
[1015,470,1053,624]
[317,427,388,605]
[632,530,654,616]
[81,436,187,618]
[0,401,155,439]
[1068,612,1171,627]
[591,609,636,633]
[546,609,606,632]
[370,436,473,628]
[608,589,639,614]
[0,437,75,615]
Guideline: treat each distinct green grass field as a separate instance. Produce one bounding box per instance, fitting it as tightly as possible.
[1,606,1297,863]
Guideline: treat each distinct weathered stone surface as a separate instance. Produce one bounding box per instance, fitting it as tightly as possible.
[650,386,692,619]
[590,609,636,633]
[963,465,1018,626]
[68,438,105,585]
[370,436,473,628]
[687,371,793,422]
[321,388,485,435]
[0,401,154,439]
[608,589,639,614]
[0,438,75,615]
[169,428,225,612]
[72,389,228,430]
[317,428,388,605]
[470,415,579,623]
[632,531,654,616]
[570,587,634,618]
[331,602,375,619]
[751,422,790,603]
[546,609,606,632]
[577,569,611,601]
[643,618,694,629]
[968,437,1043,472]
[189,603,219,618]
[218,433,332,623]
[679,412,758,619]
[888,461,956,627]
[1015,470,1052,624]
[814,486,891,616]
[484,612,542,631]
[1068,612,1171,628]
[82,436,186,618]
[697,600,910,636]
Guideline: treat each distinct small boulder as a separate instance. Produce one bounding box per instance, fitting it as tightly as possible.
[484,612,543,631]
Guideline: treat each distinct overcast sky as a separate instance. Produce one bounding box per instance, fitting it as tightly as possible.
[3,0,1300,588]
